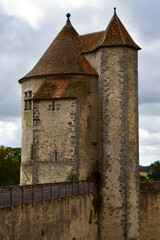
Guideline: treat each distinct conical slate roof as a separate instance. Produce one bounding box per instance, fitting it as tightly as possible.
[21,15,97,81]
[79,8,140,53]
[100,8,141,49]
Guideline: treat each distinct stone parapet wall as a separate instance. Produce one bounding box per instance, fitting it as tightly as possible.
[140,182,160,240]
[0,194,98,240]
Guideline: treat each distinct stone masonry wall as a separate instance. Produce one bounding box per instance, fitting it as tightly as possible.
[20,76,99,184]
[1,182,160,240]
[20,78,44,185]
[78,77,100,180]
[85,47,140,240]
[32,99,78,183]
[140,182,160,240]
[0,194,98,240]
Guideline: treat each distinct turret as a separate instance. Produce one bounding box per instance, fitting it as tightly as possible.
[19,14,98,184]
[83,8,141,240]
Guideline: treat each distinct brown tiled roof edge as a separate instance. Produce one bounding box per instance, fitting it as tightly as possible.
[19,19,97,82]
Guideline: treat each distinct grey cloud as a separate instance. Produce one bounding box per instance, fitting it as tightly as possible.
[139,115,160,134]
[140,149,160,166]
[139,47,160,104]
[0,15,40,118]
[140,135,160,147]
[140,103,160,117]
[119,0,160,43]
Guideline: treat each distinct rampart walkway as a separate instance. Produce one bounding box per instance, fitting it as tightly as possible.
[0,180,95,210]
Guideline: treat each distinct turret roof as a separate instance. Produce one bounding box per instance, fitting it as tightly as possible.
[21,14,97,81]
[101,8,141,49]
[79,8,140,52]
[19,9,140,82]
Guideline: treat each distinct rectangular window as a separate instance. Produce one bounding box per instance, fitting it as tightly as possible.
[24,91,32,111]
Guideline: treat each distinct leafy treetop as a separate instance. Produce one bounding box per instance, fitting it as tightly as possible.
[0,146,20,186]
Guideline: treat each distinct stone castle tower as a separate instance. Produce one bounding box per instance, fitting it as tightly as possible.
[19,9,140,240]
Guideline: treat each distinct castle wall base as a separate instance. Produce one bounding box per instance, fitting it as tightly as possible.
[0,194,98,240]
[140,182,160,240]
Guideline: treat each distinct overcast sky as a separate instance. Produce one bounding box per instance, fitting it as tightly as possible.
[0,0,160,166]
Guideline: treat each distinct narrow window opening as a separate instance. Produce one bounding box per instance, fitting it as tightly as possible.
[27,101,31,110]
[52,101,55,111]
[24,101,27,111]
[24,91,32,111]
[55,150,58,161]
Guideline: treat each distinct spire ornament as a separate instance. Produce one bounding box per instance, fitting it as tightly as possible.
[114,7,117,15]
[66,13,71,25]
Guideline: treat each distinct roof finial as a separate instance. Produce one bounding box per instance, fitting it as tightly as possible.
[114,7,117,15]
[66,13,71,25]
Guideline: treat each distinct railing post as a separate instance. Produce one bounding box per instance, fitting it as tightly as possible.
[65,182,67,199]
[10,188,13,210]
[58,183,61,201]
[50,183,53,202]
[88,181,90,196]
[42,184,44,204]
[72,182,74,199]
[83,181,85,196]
[32,185,35,206]
[22,186,25,208]
[78,181,80,197]
[94,181,97,195]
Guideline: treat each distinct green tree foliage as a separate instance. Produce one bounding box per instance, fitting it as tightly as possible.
[9,147,21,161]
[0,146,20,186]
[139,165,151,172]
[140,174,148,182]
[148,160,160,181]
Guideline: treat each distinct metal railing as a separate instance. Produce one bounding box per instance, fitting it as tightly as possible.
[0,180,95,210]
